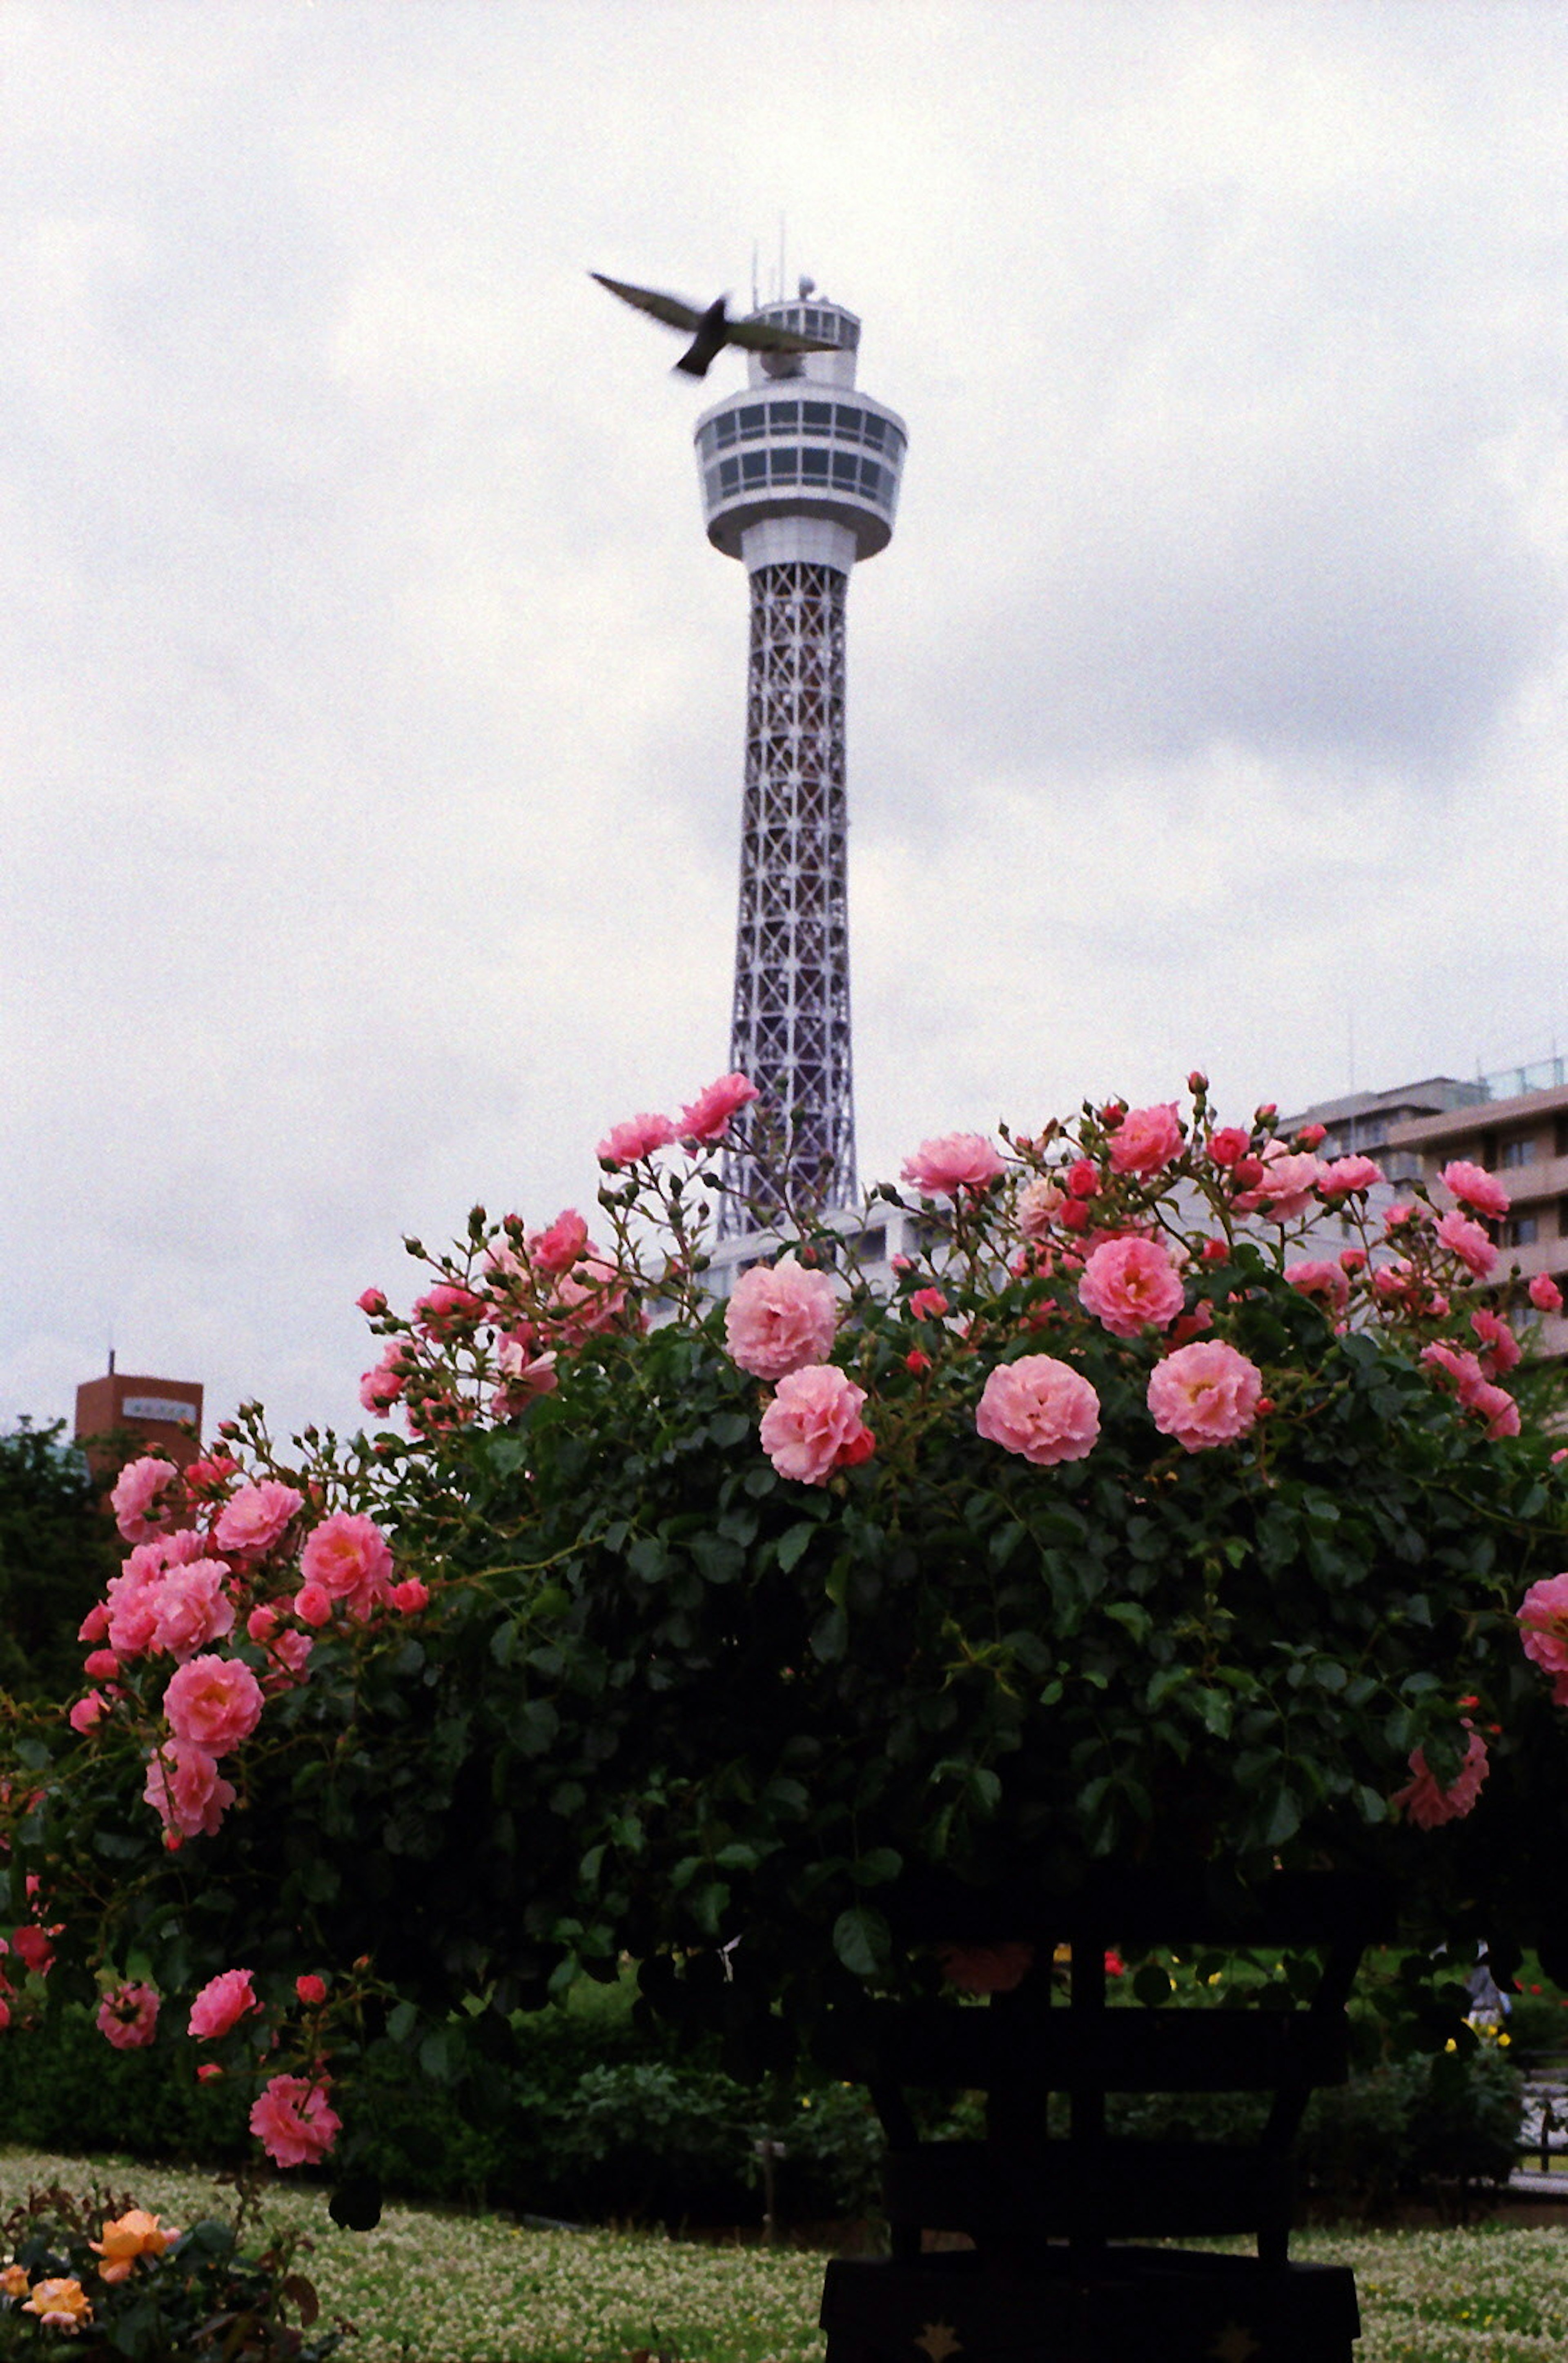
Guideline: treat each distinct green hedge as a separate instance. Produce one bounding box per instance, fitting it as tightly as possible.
[0,2000,1521,2229]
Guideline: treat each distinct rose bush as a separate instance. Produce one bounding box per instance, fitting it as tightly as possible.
[6,1071,1568,2182]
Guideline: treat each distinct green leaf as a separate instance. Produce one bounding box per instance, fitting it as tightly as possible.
[386,2000,418,2042]
[833,1904,891,1980]
[810,1604,848,1664]
[518,1698,559,1756]
[776,1522,817,1574]
[1105,1601,1152,1643]
[628,1536,668,1583]
[850,1846,903,1887]
[489,1621,518,1670]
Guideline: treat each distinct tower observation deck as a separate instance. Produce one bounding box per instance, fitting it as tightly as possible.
[693,289,907,1236]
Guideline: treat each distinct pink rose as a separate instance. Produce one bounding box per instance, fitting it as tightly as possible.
[1077,1236,1185,1338]
[299,1512,395,1622]
[1147,1341,1263,1452]
[900,1133,1007,1196]
[1470,1381,1521,1440]
[528,1208,590,1276]
[490,1334,558,1419]
[1471,1308,1522,1374]
[548,1254,628,1339]
[294,1583,333,1628]
[934,1942,1034,1995]
[296,1973,328,2005]
[149,1559,236,1661]
[356,1286,388,1316]
[188,1968,258,2040]
[1206,1128,1252,1167]
[1107,1101,1183,1178]
[975,1356,1100,1467]
[110,1457,180,1544]
[758,1365,875,1486]
[249,2074,341,2169]
[162,1656,265,1757]
[1285,1258,1351,1313]
[143,1741,236,1840]
[96,1983,159,2051]
[598,1111,677,1166]
[412,1284,485,1339]
[1391,1727,1489,1829]
[1530,1273,1564,1314]
[1245,1142,1323,1221]
[390,1578,429,1614]
[1317,1155,1385,1197]
[1016,1177,1063,1239]
[725,1255,840,1381]
[105,1530,209,1659]
[1518,1572,1568,1678]
[1440,1160,1510,1220]
[68,1690,109,1735]
[1436,1209,1498,1279]
[679,1071,759,1145]
[359,1349,407,1414]
[214,1481,305,1557]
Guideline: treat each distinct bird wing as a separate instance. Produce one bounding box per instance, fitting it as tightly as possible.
[590,272,706,334]
[727,317,840,355]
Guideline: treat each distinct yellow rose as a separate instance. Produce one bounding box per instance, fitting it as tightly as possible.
[0,2262,29,2299]
[89,2209,177,2284]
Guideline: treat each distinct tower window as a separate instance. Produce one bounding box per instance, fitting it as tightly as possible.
[803,401,833,430]
[713,414,737,448]
[769,448,799,482]
[859,459,884,499]
[741,450,767,485]
[835,406,864,439]
[801,448,830,482]
[769,402,799,429]
[719,458,741,494]
[737,405,766,440]
[830,451,859,488]
[860,415,886,450]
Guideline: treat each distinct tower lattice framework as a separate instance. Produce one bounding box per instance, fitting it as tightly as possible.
[690,286,906,1240]
[724,559,853,1228]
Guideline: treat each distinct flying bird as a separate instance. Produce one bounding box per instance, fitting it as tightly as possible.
[590,272,840,379]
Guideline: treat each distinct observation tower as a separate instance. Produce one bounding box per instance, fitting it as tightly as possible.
[693,285,908,1235]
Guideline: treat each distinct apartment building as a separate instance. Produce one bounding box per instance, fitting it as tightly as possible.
[1388,1073,1568,1354]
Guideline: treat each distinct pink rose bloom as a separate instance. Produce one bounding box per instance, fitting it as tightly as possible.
[83,1648,120,1681]
[1206,1127,1252,1167]
[679,1071,759,1145]
[68,1690,109,1735]
[900,1132,1007,1195]
[1246,1142,1323,1221]
[149,1560,236,1661]
[299,1512,395,1622]
[1077,1236,1185,1338]
[390,1578,429,1614]
[357,1286,388,1315]
[1421,1341,1488,1404]
[528,1207,590,1276]
[359,1348,406,1414]
[549,1254,628,1339]
[934,1942,1034,1995]
[1530,1272,1564,1314]
[1470,1381,1521,1440]
[296,1973,328,2005]
[598,1111,677,1166]
[269,1628,315,1678]
[1518,1572,1568,1677]
[105,1530,210,1659]
[110,1456,180,1543]
[78,1602,109,1644]
[1147,1341,1264,1452]
[1391,1727,1489,1829]
[412,1284,485,1339]
[143,1741,236,1840]
[188,1968,258,2040]
[1285,1259,1351,1313]
[1016,1176,1063,1239]
[725,1255,840,1381]
[1107,1101,1183,1178]
[975,1356,1100,1467]
[909,1287,949,1321]
[96,1983,159,2051]
[758,1365,875,1485]
[162,1656,264,1757]
[1317,1155,1385,1198]
[1470,1308,1522,1374]
[1440,1160,1510,1220]
[249,2074,342,2169]
[214,1481,305,1557]
[490,1335,558,1418]
[294,1583,333,1628]
[1436,1209,1498,1279]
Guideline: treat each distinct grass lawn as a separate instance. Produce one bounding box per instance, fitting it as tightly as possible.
[1,2149,1566,2362]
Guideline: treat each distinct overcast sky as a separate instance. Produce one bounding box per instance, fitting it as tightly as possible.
[7,0,1568,1443]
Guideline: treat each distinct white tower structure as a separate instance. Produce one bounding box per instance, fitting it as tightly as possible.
[693,287,907,1235]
